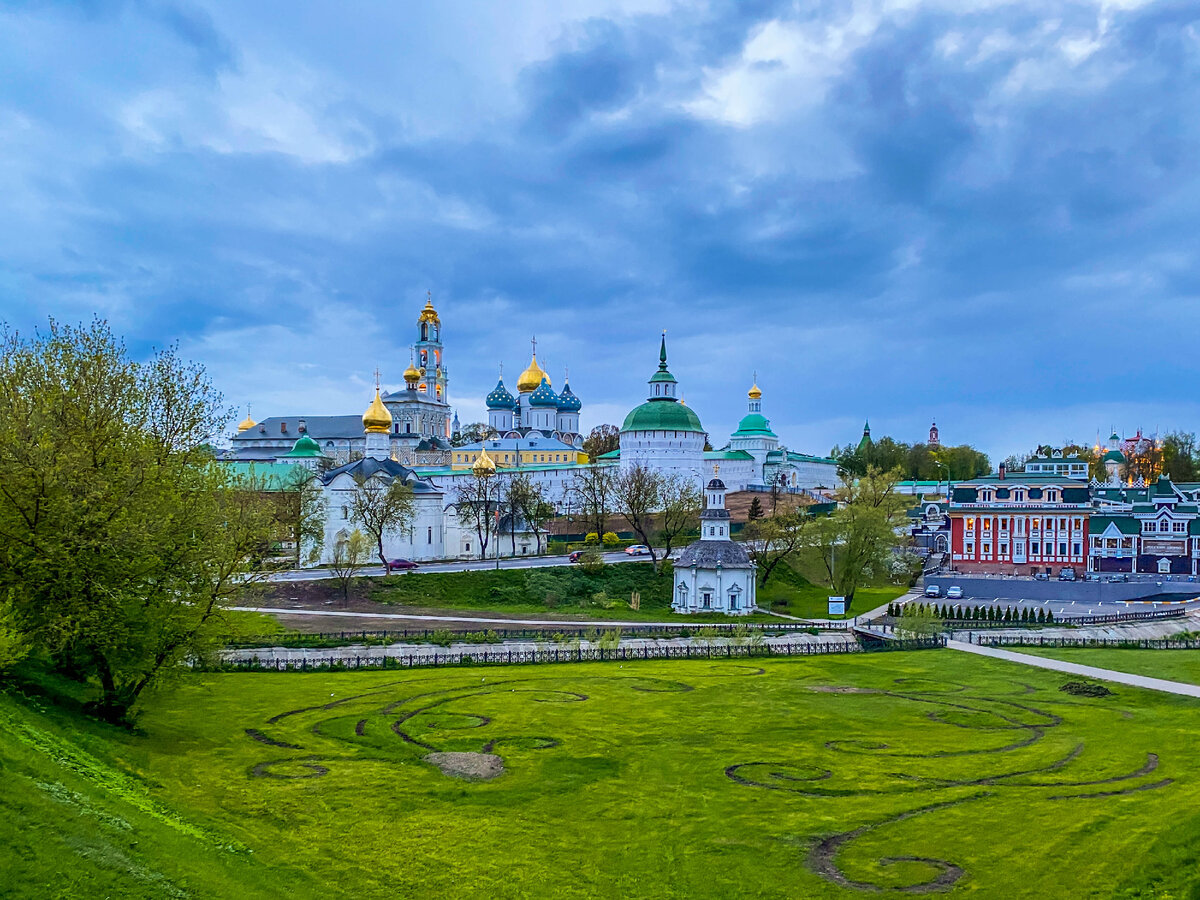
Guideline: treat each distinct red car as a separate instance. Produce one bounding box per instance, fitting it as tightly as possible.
[387,558,419,572]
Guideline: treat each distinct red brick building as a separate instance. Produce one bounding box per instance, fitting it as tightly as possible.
[948,468,1091,575]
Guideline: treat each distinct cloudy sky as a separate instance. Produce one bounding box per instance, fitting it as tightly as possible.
[2,0,1198,460]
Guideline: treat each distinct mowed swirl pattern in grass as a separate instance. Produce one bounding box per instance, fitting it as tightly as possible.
[4,653,1200,898]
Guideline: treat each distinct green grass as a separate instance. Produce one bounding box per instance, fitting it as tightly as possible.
[755,560,911,619]
[1018,647,1200,687]
[5,651,1200,897]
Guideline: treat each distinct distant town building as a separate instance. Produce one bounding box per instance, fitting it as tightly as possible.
[1021,449,1090,481]
[1089,477,1200,576]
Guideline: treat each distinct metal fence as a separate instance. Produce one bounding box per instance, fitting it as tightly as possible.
[972,635,1200,650]
[208,635,943,672]
[225,620,853,649]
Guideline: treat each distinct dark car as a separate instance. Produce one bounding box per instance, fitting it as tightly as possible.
[569,550,585,563]
[387,558,419,572]
[1058,567,1077,582]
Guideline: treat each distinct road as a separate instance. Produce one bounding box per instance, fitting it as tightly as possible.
[268,550,660,582]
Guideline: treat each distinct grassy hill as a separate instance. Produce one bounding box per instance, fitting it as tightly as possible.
[5,653,1200,897]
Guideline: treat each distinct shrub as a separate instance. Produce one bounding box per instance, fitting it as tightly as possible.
[578,549,606,575]
[602,532,620,547]
[431,629,453,647]
[1037,607,1046,623]
[1046,610,1055,624]
[584,532,600,545]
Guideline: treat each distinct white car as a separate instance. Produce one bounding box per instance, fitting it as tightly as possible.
[625,545,651,556]
[946,586,964,600]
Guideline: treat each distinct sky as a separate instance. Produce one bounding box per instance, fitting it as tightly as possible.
[2,0,1199,462]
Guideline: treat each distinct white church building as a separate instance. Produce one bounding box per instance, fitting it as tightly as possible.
[672,470,758,615]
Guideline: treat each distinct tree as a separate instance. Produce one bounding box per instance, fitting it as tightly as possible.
[747,496,764,522]
[0,319,277,721]
[273,469,327,567]
[897,603,942,639]
[804,467,910,606]
[456,470,501,560]
[329,529,370,600]
[745,509,810,586]
[656,473,702,564]
[348,474,416,568]
[1161,432,1199,482]
[612,464,666,573]
[571,464,616,538]
[452,422,497,447]
[582,424,620,460]
[508,471,554,554]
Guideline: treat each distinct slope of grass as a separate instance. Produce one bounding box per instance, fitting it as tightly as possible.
[5,651,1200,897]
[1018,647,1200,686]
[755,560,911,619]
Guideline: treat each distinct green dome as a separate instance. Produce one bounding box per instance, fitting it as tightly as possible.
[733,412,775,435]
[621,399,704,433]
[283,433,323,458]
[1102,449,1126,463]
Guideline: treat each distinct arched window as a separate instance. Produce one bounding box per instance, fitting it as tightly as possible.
[676,583,688,604]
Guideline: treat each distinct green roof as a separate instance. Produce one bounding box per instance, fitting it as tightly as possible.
[1089,516,1140,535]
[705,449,754,461]
[1101,449,1125,463]
[595,449,622,459]
[621,399,704,433]
[222,461,312,491]
[731,412,776,436]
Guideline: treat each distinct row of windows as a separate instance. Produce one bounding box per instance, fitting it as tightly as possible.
[964,541,1082,557]
[976,488,1061,503]
[965,517,1082,532]
[1144,520,1188,533]
[453,452,575,464]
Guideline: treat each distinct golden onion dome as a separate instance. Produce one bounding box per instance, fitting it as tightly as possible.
[748,383,762,400]
[418,297,440,325]
[237,413,257,432]
[403,362,421,383]
[517,355,549,393]
[472,445,496,476]
[362,388,393,434]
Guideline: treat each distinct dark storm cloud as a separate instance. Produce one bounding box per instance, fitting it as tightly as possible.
[0,0,1198,458]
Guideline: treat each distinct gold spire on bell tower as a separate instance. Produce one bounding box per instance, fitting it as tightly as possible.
[418,290,440,325]
[517,335,549,393]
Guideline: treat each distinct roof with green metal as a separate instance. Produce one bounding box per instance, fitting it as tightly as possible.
[621,398,704,433]
[731,412,776,436]
[1089,516,1140,535]
[281,434,323,457]
[705,449,754,461]
[222,461,313,490]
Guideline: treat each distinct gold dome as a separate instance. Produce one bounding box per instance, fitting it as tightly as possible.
[418,297,440,325]
[362,388,393,434]
[748,383,762,400]
[404,362,421,383]
[472,445,496,476]
[517,354,549,393]
[237,414,257,432]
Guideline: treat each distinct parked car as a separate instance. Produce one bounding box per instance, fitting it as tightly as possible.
[568,550,585,563]
[924,584,942,598]
[386,558,419,572]
[1034,572,1050,581]
[1058,567,1077,582]
[625,544,651,556]
[946,586,964,600]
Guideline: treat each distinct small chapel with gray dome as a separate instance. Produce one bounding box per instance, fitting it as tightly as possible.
[672,468,758,615]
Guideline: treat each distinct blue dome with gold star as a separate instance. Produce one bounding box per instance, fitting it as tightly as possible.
[557,381,581,412]
[529,376,559,408]
[486,378,516,410]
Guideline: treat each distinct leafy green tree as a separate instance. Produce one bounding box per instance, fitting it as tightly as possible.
[747,496,764,522]
[0,319,277,721]
[582,424,620,460]
[898,603,942,639]
[507,471,555,554]
[451,423,497,448]
[656,473,702,563]
[805,467,911,604]
[571,463,616,539]
[1161,432,1199,482]
[745,508,811,587]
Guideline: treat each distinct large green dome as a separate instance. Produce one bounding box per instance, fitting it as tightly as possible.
[621,399,704,433]
[733,412,775,435]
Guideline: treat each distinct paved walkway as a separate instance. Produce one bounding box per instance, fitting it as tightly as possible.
[947,639,1200,699]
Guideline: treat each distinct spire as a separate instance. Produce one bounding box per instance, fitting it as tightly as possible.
[659,330,668,369]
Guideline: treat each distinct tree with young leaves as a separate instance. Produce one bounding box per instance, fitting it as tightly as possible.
[456,469,501,560]
[582,424,620,460]
[508,471,554,554]
[612,464,666,572]
[656,473,702,563]
[804,467,911,606]
[265,469,327,567]
[0,319,278,721]
[329,529,370,600]
[452,423,498,448]
[348,473,416,568]
[745,509,811,587]
[571,463,616,538]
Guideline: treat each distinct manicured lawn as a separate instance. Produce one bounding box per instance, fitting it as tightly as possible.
[755,560,912,619]
[1019,647,1200,686]
[5,651,1200,897]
